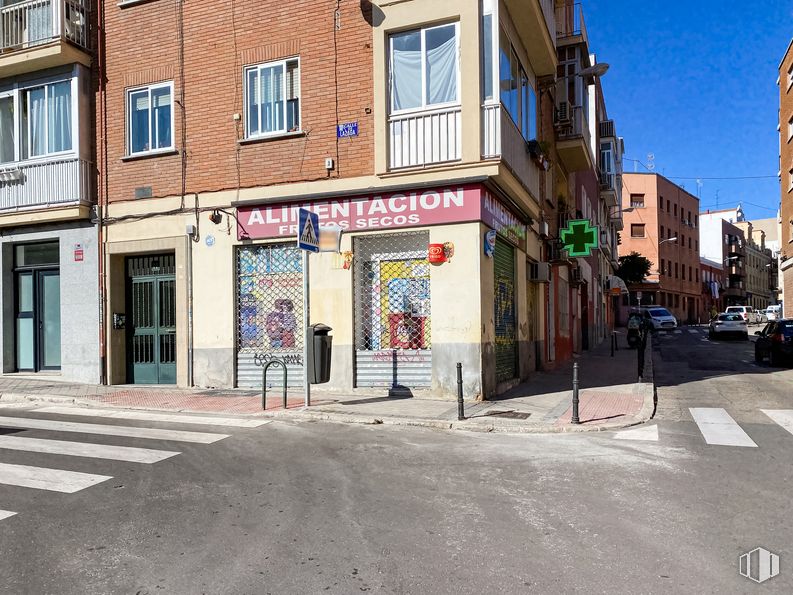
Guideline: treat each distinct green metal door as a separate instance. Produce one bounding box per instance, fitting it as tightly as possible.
[127,255,176,384]
[494,239,516,382]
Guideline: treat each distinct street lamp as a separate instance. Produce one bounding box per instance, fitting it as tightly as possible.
[659,236,678,245]
[578,63,610,78]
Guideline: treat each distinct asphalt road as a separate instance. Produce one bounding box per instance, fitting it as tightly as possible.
[0,330,791,594]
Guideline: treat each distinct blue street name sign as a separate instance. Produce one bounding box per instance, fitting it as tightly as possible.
[297,208,320,252]
[337,122,359,138]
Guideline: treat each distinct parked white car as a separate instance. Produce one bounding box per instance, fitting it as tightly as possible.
[641,307,678,330]
[765,305,781,321]
[725,306,760,324]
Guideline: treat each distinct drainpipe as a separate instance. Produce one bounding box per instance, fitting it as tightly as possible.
[97,0,108,385]
[186,232,194,387]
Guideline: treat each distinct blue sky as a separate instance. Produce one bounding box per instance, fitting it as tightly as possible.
[584,0,791,221]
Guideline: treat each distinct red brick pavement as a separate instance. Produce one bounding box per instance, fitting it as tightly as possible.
[555,391,644,425]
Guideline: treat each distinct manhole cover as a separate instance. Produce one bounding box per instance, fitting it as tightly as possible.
[483,410,531,420]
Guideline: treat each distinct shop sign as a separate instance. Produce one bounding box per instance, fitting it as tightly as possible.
[237,185,528,250]
[481,189,527,249]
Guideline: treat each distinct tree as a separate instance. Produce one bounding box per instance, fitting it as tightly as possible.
[616,252,652,284]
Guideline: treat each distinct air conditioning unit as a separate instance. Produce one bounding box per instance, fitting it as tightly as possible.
[528,262,551,283]
[570,267,583,284]
[555,101,570,124]
[547,241,568,263]
[538,221,549,238]
[599,119,615,138]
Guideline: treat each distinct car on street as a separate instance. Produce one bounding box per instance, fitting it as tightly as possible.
[725,305,759,324]
[754,319,793,366]
[641,307,677,330]
[708,313,748,340]
[764,305,781,321]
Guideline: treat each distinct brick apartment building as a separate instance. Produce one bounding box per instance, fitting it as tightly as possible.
[619,173,702,323]
[779,40,793,317]
[90,0,623,399]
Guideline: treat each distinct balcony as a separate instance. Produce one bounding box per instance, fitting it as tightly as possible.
[727,239,745,255]
[0,157,92,214]
[0,0,90,78]
[555,3,588,48]
[389,106,461,170]
[599,171,619,207]
[502,0,556,76]
[555,104,593,171]
[599,119,616,139]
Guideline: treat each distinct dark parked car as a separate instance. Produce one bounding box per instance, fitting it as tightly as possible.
[754,319,793,366]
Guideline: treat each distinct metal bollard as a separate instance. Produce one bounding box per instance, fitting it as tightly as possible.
[571,362,580,424]
[610,332,615,357]
[456,362,465,421]
[614,330,618,351]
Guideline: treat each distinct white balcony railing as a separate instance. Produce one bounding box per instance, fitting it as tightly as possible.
[482,103,500,158]
[0,0,90,53]
[0,158,92,211]
[389,106,461,169]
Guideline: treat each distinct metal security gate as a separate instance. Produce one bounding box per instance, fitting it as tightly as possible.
[494,239,516,382]
[236,243,304,388]
[353,232,431,389]
[127,254,176,384]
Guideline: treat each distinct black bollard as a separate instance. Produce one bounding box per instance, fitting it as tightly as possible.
[610,332,615,357]
[456,362,465,421]
[571,362,580,424]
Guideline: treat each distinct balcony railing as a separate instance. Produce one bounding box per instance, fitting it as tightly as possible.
[482,103,501,158]
[555,3,588,45]
[599,119,615,138]
[389,106,461,169]
[556,104,592,147]
[0,0,90,53]
[0,158,92,211]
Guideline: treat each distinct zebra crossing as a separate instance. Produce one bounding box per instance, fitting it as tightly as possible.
[614,408,793,448]
[0,406,269,522]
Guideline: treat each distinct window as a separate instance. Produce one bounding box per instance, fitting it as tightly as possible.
[127,82,173,155]
[245,58,300,139]
[789,168,793,192]
[688,237,692,249]
[675,262,678,278]
[788,115,793,140]
[631,224,645,238]
[788,63,793,88]
[660,225,665,238]
[659,197,664,210]
[499,29,536,141]
[674,204,678,216]
[682,265,685,280]
[695,215,698,226]
[0,79,74,163]
[391,23,459,113]
[689,266,692,280]
[630,193,644,208]
[681,233,685,247]
[660,258,665,275]
[482,7,494,102]
[667,200,670,213]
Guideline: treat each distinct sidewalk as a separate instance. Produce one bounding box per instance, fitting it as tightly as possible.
[0,330,655,434]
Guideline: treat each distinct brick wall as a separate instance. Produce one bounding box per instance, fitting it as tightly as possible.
[99,0,374,204]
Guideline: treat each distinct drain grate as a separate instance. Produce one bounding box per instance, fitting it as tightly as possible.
[482,410,531,420]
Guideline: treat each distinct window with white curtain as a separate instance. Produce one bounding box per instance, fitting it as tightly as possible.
[245,58,300,138]
[0,79,74,162]
[126,82,173,156]
[389,22,459,113]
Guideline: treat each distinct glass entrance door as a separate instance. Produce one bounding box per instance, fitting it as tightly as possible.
[15,269,61,371]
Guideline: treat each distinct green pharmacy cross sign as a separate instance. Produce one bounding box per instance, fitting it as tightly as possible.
[560,219,599,258]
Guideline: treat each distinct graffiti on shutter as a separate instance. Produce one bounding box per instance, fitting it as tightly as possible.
[236,244,304,388]
[494,239,516,382]
[353,231,432,388]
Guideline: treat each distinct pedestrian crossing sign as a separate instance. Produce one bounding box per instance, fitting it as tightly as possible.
[297,208,320,252]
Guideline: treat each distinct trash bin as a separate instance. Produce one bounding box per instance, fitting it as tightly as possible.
[307,323,332,384]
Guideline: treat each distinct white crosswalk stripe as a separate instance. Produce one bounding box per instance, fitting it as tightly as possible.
[0,436,179,463]
[0,462,111,493]
[0,416,229,443]
[689,408,757,447]
[36,406,269,428]
[761,410,793,436]
[0,509,16,521]
[614,424,659,441]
